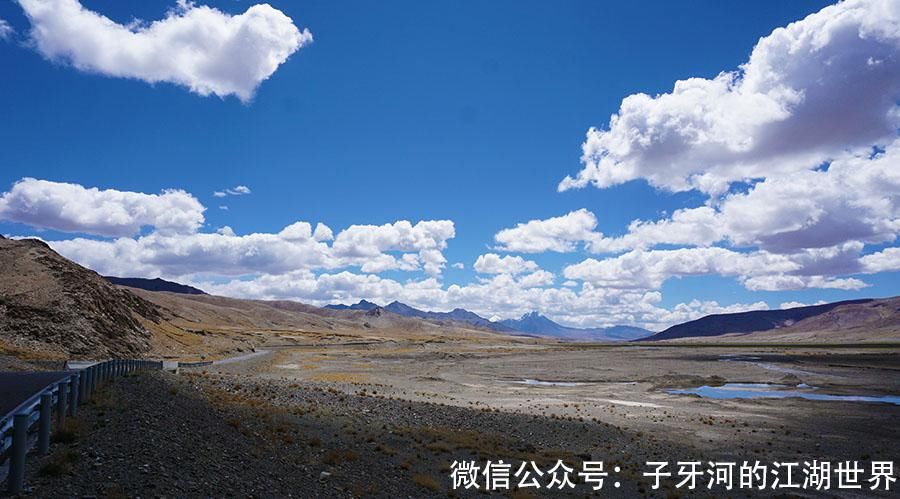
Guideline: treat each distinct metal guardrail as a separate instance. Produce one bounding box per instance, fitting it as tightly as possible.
[177,360,213,368]
[0,359,162,494]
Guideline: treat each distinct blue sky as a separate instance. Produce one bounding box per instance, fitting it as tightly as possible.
[0,0,897,329]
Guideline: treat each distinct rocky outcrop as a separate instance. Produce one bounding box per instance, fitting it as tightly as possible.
[0,237,161,358]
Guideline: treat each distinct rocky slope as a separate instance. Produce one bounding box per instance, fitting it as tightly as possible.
[0,237,161,357]
[721,296,900,343]
[642,297,899,343]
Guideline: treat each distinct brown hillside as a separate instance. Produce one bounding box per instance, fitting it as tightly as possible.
[0,237,161,357]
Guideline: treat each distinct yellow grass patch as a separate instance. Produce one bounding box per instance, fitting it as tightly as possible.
[311,372,370,383]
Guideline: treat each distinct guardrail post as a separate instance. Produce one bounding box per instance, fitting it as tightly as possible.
[39,392,52,455]
[78,368,87,403]
[83,367,90,401]
[56,381,67,428]
[86,366,94,400]
[70,374,80,414]
[8,413,28,494]
[56,378,71,428]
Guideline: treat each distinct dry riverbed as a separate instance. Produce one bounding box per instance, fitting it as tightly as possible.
[17,343,900,498]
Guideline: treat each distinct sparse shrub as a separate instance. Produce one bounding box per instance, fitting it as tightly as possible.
[51,421,81,444]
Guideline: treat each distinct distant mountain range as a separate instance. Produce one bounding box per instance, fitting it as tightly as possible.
[326,300,651,341]
[639,298,885,342]
[324,299,379,311]
[104,276,207,295]
[500,311,653,341]
[7,235,896,358]
[105,275,900,344]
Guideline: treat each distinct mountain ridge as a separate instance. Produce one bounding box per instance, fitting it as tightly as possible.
[104,276,207,295]
[640,299,878,341]
[500,311,653,341]
[324,300,652,340]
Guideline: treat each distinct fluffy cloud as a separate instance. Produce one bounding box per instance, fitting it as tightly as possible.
[0,19,13,40]
[589,141,900,255]
[743,274,866,292]
[563,245,875,292]
[859,247,900,273]
[3,178,455,278]
[473,253,538,275]
[517,270,555,288]
[48,218,455,278]
[591,206,725,253]
[213,185,252,197]
[560,0,900,195]
[18,0,311,102]
[330,220,454,276]
[50,228,333,277]
[494,209,599,253]
[563,247,799,290]
[0,178,205,237]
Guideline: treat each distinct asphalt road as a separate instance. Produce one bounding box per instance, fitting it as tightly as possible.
[0,372,71,416]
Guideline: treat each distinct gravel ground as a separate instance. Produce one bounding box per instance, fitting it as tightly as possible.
[14,368,702,498]
[15,352,891,498]
[17,372,343,498]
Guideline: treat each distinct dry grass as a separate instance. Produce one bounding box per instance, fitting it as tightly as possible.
[38,449,79,477]
[507,490,538,499]
[322,449,359,465]
[51,420,81,444]
[0,338,66,361]
[310,372,370,383]
[411,474,441,492]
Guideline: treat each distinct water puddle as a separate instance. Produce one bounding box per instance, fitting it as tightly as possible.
[719,355,814,376]
[586,398,665,408]
[669,383,900,405]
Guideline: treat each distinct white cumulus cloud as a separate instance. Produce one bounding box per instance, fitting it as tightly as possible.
[18,0,312,102]
[589,141,900,255]
[473,253,539,275]
[859,247,900,273]
[563,247,800,290]
[494,209,600,253]
[560,0,900,195]
[0,178,205,237]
